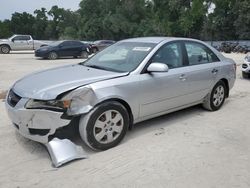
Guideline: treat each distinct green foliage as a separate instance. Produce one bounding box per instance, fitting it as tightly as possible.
[0,0,249,40]
[0,20,12,38]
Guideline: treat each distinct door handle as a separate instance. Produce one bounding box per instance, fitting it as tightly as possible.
[179,74,186,81]
[212,69,218,74]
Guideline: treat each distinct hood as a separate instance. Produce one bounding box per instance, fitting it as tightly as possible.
[12,64,128,100]
[0,39,9,42]
[36,45,51,51]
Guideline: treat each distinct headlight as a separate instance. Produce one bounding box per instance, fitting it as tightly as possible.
[25,99,71,111]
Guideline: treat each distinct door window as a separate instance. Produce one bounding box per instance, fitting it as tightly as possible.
[13,36,30,41]
[151,42,183,69]
[185,42,219,65]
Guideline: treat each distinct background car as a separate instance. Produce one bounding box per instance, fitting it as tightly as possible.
[35,40,90,60]
[0,34,47,54]
[242,53,250,78]
[90,40,116,53]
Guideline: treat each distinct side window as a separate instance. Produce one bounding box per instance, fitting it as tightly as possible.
[185,42,219,65]
[13,36,30,40]
[23,36,31,40]
[61,41,71,46]
[151,42,183,69]
[13,36,22,40]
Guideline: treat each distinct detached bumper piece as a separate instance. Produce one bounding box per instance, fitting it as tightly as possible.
[45,138,87,167]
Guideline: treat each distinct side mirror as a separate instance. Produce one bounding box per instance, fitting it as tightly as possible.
[147,62,169,73]
[11,38,15,42]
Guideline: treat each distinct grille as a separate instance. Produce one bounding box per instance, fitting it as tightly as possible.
[7,89,22,107]
[242,64,248,69]
[29,128,50,136]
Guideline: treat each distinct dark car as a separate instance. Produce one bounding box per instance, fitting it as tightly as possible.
[35,40,90,60]
[90,40,115,53]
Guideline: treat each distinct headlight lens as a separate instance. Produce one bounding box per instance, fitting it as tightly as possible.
[25,99,71,111]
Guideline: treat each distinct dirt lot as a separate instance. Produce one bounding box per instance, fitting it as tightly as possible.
[0,52,249,188]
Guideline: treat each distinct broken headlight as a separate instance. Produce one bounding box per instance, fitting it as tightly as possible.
[25,99,71,111]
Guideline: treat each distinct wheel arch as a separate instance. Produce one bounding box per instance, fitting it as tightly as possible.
[93,98,134,130]
[220,78,229,98]
[0,44,11,50]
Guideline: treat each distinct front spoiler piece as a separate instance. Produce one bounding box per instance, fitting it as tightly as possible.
[45,138,87,167]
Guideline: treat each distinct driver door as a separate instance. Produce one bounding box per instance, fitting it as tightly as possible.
[12,36,31,50]
[139,42,191,118]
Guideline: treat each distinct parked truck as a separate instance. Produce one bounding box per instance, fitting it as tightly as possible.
[0,34,47,54]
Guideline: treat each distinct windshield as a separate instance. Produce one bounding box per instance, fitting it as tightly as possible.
[82,42,156,72]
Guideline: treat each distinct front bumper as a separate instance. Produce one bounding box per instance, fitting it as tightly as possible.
[35,50,49,58]
[5,97,71,143]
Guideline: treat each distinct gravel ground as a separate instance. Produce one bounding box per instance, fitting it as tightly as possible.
[0,51,249,188]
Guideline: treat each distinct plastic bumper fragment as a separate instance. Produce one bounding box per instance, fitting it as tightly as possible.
[45,138,87,167]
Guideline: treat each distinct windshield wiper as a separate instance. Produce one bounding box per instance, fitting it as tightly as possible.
[84,64,106,70]
[81,64,125,73]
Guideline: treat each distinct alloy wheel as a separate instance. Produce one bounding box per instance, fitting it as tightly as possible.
[213,85,225,107]
[93,110,124,144]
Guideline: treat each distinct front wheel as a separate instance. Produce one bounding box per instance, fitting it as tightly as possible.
[48,51,58,60]
[79,101,129,150]
[0,45,10,54]
[203,81,227,111]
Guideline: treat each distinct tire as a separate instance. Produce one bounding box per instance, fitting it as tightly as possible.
[79,101,129,150]
[48,51,58,60]
[80,51,88,59]
[0,45,10,54]
[242,72,249,79]
[92,48,98,54]
[203,80,227,111]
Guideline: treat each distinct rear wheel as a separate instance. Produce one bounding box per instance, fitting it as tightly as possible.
[92,48,98,54]
[203,81,227,111]
[48,51,58,60]
[79,101,129,150]
[80,51,88,59]
[242,72,249,79]
[0,45,10,54]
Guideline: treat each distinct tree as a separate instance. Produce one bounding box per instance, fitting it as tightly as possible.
[234,0,250,39]
[10,12,35,35]
[33,8,48,39]
[0,20,12,38]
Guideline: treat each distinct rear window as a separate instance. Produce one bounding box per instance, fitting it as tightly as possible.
[185,42,220,65]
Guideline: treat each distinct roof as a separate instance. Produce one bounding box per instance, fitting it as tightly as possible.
[121,37,174,44]
[120,37,204,44]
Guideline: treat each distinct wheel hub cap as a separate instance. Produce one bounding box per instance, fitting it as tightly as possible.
[213,85,225,107]
[93,110,124,144]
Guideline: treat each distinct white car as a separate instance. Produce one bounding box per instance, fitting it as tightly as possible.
[242,53,250,78]
[0,34,47,54]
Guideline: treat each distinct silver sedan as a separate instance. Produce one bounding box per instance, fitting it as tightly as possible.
[5,37,236,150]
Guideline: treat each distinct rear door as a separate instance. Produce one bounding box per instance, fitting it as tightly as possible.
[70,41,83,56]
[58,41,74,57]
[182,41,221,102]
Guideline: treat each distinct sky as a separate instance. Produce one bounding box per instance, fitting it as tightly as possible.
[0,0,81,20]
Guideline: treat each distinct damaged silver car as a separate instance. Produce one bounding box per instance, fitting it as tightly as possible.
[6,37,236,151]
